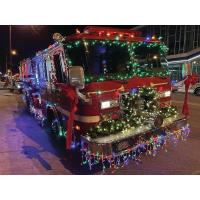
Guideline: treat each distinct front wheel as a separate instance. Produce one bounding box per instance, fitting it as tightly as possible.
[51,119,61,136]
[46,110,64,140]
[25,97,33,113]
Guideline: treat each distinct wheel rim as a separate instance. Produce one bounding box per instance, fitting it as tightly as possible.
[196,89,200,95]
[51,119,59,135]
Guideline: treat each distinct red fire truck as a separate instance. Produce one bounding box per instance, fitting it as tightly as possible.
[19,26,189,170]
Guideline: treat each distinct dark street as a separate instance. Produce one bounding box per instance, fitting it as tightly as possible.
[0,90,199,175]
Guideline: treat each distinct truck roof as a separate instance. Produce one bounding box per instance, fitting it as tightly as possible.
[65,26,160,43]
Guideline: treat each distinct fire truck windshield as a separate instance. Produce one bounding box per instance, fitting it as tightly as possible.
[65,42,131,76]
[65,41,167,79]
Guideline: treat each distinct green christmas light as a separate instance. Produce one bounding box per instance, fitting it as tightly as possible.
[96,90,102,95]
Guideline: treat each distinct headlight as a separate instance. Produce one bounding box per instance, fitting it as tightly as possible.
[101,101,111,109]
[101,100,119,110]
[17,85,21,89]
[160,90,171,98]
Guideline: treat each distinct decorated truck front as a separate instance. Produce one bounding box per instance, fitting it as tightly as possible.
[21,26,190,170]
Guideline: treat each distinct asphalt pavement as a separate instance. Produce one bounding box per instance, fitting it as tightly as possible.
[0,90,200,175]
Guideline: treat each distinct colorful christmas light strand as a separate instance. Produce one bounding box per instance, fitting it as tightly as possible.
[81,123,190,172]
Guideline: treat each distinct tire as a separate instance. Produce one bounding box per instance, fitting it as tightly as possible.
[194,88,200,96]
[25,97,32,113]
[46,108,62,139]
[51,119,60,135]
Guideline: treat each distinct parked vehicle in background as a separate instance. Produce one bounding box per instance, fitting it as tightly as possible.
[0,74,7,82]
[173,75,200,96]
[171,80,178,92]
[11,73,23,93]
[13,80,24,93]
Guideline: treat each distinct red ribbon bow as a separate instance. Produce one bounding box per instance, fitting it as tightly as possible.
[182,75,198,117]
[56,83,78,150]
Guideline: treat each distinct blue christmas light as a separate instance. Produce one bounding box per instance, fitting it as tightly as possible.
[145,36,151,41]
[130,88,139,94]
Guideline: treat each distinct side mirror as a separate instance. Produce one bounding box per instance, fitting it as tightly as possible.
[68,66,85,89]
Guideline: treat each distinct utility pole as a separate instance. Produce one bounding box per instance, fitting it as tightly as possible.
[5,56,8,73]
[9,25,13,88]
[9,25,12,69]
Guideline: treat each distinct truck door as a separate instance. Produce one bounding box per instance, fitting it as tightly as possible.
[52,53,66,104]
[53,54,65,83]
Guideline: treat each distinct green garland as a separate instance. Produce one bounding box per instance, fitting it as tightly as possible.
[84,68,170,83]
[65,40,168,54]
[86,87,178,138]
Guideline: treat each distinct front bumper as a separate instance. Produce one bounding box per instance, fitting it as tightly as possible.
[81,116,189,169]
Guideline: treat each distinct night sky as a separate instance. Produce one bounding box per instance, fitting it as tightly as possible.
[0,25,135,73]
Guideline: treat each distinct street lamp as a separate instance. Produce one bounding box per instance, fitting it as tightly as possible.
[6,49,17,74]
[7,25,42,73]
[11,49,17,56]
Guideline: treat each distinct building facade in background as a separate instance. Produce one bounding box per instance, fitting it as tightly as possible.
[135,25,200,82]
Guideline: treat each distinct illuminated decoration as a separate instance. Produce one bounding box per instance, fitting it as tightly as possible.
[75,125,81,131]
[106,32,111,37]
[64,39,170,83]
[53,33,64,42]
[130,88,139,94]
[167,53,200,65]
[115,36,120,40]
[86,87,178,138]
[145,36,151,42]
[76,29,81,34]
[96,90,102,95]
[182,63,186,77]
[29,104,46,126]
[81,124,190,171]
